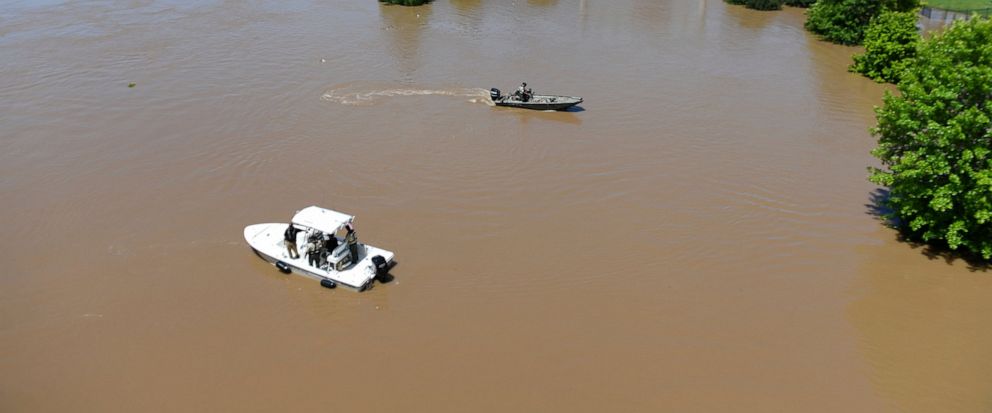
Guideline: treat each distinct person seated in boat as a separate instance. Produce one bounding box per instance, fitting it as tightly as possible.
[515,82,532,102]
[326,233,339,251]
[304,233,324,268]
[322,232,339,264]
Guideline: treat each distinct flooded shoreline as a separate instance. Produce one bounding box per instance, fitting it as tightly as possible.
[2,1,990,411]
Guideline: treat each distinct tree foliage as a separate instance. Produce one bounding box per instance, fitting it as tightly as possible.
[805,0,919,45]
[850,10,920,83]
[785,0,816,7]
[870,17,992,259]
[746,0,785,10]
[725,0,785,11]
[380,0,432,5]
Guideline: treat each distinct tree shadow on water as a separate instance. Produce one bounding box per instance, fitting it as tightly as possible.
[866,188,990,272]
[866,188,897,226]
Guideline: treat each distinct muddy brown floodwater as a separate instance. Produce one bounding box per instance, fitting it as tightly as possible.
[2,1,990,411]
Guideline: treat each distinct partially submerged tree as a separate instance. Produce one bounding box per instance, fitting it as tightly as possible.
[724,0,785,11]
[746,0,785,10]
[850,10,920,83]
[380,0,432,5]
[870,17,992,259]
[805,0,918,45]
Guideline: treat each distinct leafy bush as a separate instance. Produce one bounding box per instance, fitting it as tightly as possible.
[870,17,992,259]
[725,0,786,10]
[785,0,816,7]
[805,0,919,45]
[850,10,920,83]
[746,0,785,10]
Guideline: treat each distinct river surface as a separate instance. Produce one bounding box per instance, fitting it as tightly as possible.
[2,1,991,411]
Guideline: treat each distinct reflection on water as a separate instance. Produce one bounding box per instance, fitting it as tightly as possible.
[449,0,482,11]
[527,0,558,6]
[725,2,779,31]
[493,106,583,125]
[380,2,433,80]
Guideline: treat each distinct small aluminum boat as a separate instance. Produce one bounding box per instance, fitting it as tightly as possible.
[490,87,582,111]
[244,206,394,291]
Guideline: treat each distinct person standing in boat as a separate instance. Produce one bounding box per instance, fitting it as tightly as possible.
[284,224,301,259]
[345,224,359,264]
[305,233,323,268]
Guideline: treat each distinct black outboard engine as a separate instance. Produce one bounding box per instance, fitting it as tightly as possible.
[490,88,501,101]
[371,255,389,278]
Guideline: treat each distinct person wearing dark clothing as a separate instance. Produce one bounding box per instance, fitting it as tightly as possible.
[346,224,359,265]
[284,224,300,259]
[305,234,323,268]
[321,233,339,266]
[325,233,339,252]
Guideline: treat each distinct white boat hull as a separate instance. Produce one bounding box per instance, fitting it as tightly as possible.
[244,223,394,291]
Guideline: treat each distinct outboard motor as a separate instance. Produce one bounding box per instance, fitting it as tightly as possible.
[490,88,501,101]
[371,255,389,279]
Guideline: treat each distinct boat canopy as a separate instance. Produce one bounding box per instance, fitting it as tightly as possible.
[292,206,354,234]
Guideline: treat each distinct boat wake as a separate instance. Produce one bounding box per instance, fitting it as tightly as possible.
[321,85,493,106]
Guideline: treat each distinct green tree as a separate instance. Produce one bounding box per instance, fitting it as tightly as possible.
[380,0,432,5]
[746,0,785,10]
[785,0,816,7]
[850,10,920,83]
[870,17,992,259]
[805,0,919,45]
[725,0,786,11]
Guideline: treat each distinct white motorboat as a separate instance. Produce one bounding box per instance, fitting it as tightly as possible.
[244,206,394,291]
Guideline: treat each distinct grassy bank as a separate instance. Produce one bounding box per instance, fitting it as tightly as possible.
[925,0,992,11]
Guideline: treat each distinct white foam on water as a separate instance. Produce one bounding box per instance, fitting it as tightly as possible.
[321,87,491,106]
[469,97,496,107]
